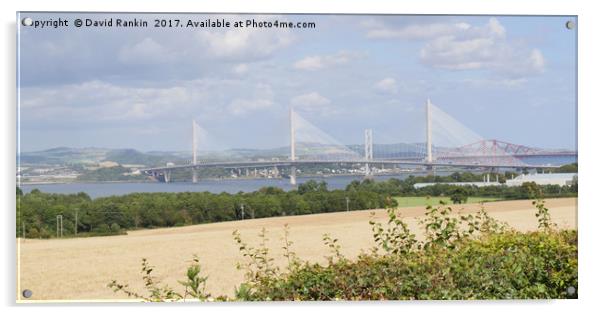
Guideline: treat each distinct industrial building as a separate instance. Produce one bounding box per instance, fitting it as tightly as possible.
[505,173,577,187]
[413,172,577,189]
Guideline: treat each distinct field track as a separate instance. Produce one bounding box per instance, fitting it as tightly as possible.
[17,197,577,301]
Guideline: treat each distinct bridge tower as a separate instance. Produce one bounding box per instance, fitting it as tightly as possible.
[192,120,198,183]
[364,129,373,177]
[426,98,433,163]
[289,107,297,186]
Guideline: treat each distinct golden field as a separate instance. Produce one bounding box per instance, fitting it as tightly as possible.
[17,198,577,302]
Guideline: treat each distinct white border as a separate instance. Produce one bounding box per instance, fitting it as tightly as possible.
[2,0,600,314]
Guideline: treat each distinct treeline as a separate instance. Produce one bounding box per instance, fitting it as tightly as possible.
[16,181,391,239]
[551,162,578,173]
[347,176,577,200]
[17,168,578,239]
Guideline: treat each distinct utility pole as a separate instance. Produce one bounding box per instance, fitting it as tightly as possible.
[241,204,245,220]
[56,215,63,238]
[22,221,25,239]
[74,209,78,235]
[346,197,350,212]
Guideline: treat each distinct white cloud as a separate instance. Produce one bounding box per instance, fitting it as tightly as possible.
[197,28,293,60]
[232,63,249,75]
[20,79,225,123]
[290,92,331,110]
[529,49,546,71]
[228,98,273,115]
[374,77,398,94]
[118,38,175,65]
[227,84,275,115]
[293,51,361,71]
[366,22,471,40]
[364,18,544,78]
[463,77,529,88]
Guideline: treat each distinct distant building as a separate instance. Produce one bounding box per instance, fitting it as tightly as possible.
[505,173,577,187]
[414,173,502,189]
[414,181,501,189]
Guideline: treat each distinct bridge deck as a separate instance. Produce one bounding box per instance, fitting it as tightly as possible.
[141,158,564,173]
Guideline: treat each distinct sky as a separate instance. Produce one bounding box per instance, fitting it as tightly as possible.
[17,13,577,152]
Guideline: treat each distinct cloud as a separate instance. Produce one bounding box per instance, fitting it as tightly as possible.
[118,37,175,65]
[293,51,361,71]
[197,28,294,60]
[374,77,399,94]
[232,63,249,75]
[462,77,529,88]
[290,92,331,110]
[227,84,275,115]
[366,22,472,40]
[529,49,545,71]
[228,98,274,115]
[20,80,198,124]
[364,18,545,78]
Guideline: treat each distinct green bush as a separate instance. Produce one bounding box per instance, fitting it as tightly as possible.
[238,230,577,300]
[110,223,121,232]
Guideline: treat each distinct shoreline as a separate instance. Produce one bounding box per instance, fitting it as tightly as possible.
[17,171,438,186]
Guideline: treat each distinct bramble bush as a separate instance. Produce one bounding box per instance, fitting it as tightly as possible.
[109,195,577,301]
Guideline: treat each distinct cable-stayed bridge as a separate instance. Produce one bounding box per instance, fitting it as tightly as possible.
[141,99,577,184]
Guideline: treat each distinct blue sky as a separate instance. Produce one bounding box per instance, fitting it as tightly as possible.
[18,13,577,152]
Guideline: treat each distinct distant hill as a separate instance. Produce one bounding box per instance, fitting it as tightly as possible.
[18,142,430,167]
[19,147,184,167]
[19,147,110,165]
[104,149,185,166]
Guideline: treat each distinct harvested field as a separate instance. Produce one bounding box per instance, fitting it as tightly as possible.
[17,198,577,301]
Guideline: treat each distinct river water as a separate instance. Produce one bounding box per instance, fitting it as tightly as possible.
[19,156,576,198]
[19,175,415,198]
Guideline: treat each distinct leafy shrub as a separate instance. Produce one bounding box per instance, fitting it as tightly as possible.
[110,223,121,232]
[239,230,576,300]
[27,227,40,239]
[109,256,223,301]
[93,223,110,234]
[369,208,417,255]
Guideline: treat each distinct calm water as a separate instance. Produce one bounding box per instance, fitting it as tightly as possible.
[19,156,576,198]
[19,175,415,198]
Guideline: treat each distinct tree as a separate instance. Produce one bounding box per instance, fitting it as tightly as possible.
[450,187,469,204]
[297,180,328,194]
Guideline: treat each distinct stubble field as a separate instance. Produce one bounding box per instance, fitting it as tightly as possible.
[17,198,577,301]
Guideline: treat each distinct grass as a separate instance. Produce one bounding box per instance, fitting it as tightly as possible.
[394,196,501,208]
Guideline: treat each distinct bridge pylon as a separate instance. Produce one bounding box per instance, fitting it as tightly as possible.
[364,129,373,177]
[192,120,199,183]
[426,98,433,164]
[289,107,297,186]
